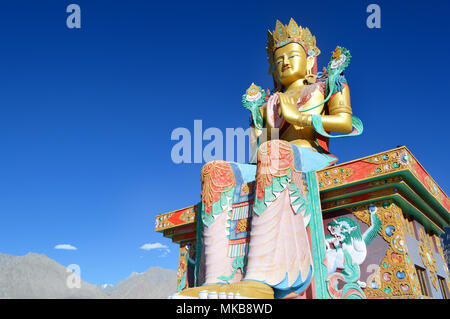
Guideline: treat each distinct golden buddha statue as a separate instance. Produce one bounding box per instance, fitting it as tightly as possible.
[253,19,355,154]
[172,18,362,299]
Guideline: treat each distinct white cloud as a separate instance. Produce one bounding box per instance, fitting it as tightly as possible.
[54,244,77,250]
[140,242,170,255]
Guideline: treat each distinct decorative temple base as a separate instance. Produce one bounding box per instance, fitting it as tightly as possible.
[155,146,450,299]
[170,280,274,299]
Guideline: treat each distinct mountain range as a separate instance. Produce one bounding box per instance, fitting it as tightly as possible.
[0,252,177,299]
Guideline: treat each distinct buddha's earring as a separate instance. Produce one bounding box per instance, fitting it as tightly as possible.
[305,56,317,84]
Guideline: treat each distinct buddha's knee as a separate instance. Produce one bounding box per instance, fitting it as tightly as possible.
[200,160,236,214]
[200,160,235,187]
[257,140,294,173]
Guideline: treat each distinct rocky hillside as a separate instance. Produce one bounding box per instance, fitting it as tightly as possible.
[0,253,177,299]
[106,267,177,299]
[0,252,107,299]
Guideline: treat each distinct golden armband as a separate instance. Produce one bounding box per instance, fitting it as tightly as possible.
[319,85,353,133]
[328,85,352,116]
[328,103,353,115]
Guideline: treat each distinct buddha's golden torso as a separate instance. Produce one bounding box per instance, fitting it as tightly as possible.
[259,83,328,150]
[279,84,326,148]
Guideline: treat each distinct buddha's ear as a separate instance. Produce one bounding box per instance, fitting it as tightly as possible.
[306,56,315,72]
[306,56,317,84]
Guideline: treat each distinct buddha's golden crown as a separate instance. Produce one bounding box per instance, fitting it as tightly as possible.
[267,18,320,74]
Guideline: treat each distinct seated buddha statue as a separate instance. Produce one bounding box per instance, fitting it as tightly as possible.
[173,18,362,299]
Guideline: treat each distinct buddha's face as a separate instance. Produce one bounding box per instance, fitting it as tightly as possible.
[274,42,307,88]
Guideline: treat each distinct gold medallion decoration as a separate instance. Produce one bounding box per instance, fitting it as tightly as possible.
[236,219,249,233]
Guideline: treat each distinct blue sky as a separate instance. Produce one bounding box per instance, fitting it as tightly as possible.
[0,1,449,286]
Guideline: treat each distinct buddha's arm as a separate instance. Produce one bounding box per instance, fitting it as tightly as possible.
[320,84,353,133]
[279,84,353,133]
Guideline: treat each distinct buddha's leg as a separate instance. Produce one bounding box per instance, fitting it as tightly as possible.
[175,160,238,297]
[201,204,234,285]
[222,140,314,299]
[242,187,313,297]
